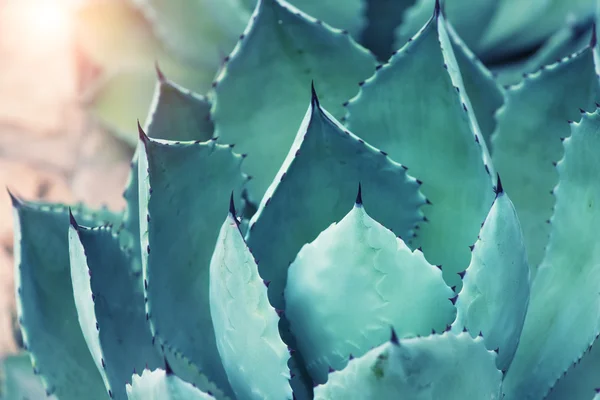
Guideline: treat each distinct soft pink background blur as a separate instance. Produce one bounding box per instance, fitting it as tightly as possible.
[0,0,131,355]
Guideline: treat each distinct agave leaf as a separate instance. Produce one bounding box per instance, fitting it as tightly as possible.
[394,0,497,55]
[138,134,247,398]
[447,23,505,147]
[246,92,425,311]
[502,110,600,399]
[285,199,455,384]
[0,353,57,400]
[209,203,292,400]
[243,0,366,36]
[212,0,377,202]
[143,72,214,142]
[360,0,416,60]
[313,332,502,399]
[491,43,600,275]
[126,368,215,400]
[121,78,214,266]
[11,199,120,399]
[346,9,495,289]
[69,217,163,400]
[132,0,249,69]
[85,66,215,147]
[493,24,592,86]
[478,0,595,60]
[160,345,230,400]
[545,336,600,400]
[75,0,217,145]
[451,182,530,372]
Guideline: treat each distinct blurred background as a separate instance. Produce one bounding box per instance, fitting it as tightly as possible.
[0,0,132,357]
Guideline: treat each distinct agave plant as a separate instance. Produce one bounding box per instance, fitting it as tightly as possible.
[3,0,600,399]
[74,0,598,143]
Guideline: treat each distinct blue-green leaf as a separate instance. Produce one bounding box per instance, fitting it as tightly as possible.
[361,0,415,60]
[138,133,247,398]
[546,336,600,400]
[0,353,57,400]
[246,93,425,311]
[451,183,530,372]
[69,217,162,400]
[447,23,504,146]
[478,0,595,59]
[313,332,502,399]
[285,200,455,384]
[132,0,249,69]
[346,9,495,289]
[143,71,214,142]
[394,0,497,55]
[126,367,216,400]
[502,109,600,399]
[11,199,120,399]
[209,204,292,400]
[212,0,376,202]
[491,44,600,274]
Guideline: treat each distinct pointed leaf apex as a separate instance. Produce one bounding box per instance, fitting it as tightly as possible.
[68,208,79,229]
[164,357,174,375]
[433,0,442,17]
[138,121,149,144]
[390,327,399,344]
[591,23,597,48]
[229,192,237,218]
[311,81,320,108]
[155,61,166,82]
[494,173,504,196]
[355,182,363,206]
[6,188,21,208]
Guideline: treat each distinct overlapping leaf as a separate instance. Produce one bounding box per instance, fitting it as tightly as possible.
[491,42,600,274]
[346,9,495,289]
[451,182,530,372]
[209,203,292,400]
[138,134,247,398]
[11,199,120,399]
[502,110,600,399]
[212,0,376,201]
[69,218,162,399]
[314,332,502,399]
[285,200,455,384]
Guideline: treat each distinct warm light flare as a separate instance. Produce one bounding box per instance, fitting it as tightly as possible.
[19,0,73,43]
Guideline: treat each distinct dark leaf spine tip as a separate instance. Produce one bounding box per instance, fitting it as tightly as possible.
[164,356,174,375]
[155,61,166,82]
[493,348,499,353]
[494,173,504,195]
[229,192,237,218]
[469,244,475,251]
[478,331,483,337]
[6,188,21,208]
[263,280,271,287]
[433,0,441,17]
[436,265,442,270]
[457,270,466,279]
[390,327,399,344]
[68,209,78,228]
[591,23,597,47]
[579,108,586,113]
[450,295,458,305]
[137,121,149,144]
[310,81,319,107]
[355,183,363,205]
[375,64,383,71]
[462,327,467,332]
